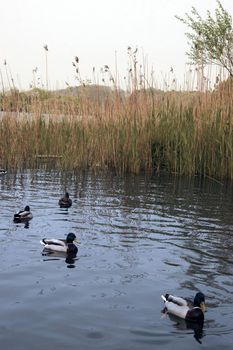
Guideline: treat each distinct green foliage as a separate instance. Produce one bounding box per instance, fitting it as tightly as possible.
[176,0,233,76]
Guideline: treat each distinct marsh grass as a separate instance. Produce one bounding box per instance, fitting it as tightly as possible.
[0,75,233,179]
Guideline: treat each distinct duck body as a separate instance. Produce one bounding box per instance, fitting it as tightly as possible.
[59,192,72,208]
[13,205,33,223]
[162,292,206,322]
[40,233,78,254]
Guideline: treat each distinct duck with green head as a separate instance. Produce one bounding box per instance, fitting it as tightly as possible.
[40,233,79,254]
[0,169,7,175]
[162,292,206,322]
[13,205,33,223]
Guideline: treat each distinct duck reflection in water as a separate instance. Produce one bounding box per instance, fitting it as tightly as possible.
[24,220,30,229]
[14,219,30,229]
[165,312,204,344]
[42,250,78,268]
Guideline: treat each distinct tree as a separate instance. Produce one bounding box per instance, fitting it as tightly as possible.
[176,1,233,76]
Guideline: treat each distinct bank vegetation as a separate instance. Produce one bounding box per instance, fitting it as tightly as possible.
[0,78,233,179]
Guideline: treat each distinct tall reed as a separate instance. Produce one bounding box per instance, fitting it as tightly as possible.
[0,69,233,179]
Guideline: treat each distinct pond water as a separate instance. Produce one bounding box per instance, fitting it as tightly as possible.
[0,170,233,350]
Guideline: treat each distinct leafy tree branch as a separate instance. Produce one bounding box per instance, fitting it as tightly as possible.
[176,0,233,76]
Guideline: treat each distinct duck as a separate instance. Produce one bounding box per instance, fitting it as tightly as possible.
[13,205,33,223]
[161,292,206,322]
[59,192,72,208]
[40,232,78,254]
[0,169,7,175]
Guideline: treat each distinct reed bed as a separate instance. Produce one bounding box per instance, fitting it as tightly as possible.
[0,78,233,179]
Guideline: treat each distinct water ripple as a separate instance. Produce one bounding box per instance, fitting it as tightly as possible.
[1,171,233,349]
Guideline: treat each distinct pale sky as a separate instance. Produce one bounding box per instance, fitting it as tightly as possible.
[0,0,233,90]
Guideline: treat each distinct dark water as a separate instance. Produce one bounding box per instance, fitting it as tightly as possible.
[1,170,233,350]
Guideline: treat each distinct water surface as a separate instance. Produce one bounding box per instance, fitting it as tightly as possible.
[1,170,233,349]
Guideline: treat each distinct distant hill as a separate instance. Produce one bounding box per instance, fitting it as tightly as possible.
[53,84,126,102]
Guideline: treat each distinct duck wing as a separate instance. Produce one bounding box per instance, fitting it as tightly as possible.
[14,210,23,218]
[167,295,189,307]
[19,210,32,218]
[40,238,66,246]
[14,210,32,221]
[162,294,190,320]
[162,294,188,306]
[40,238,67,252]
[165,300,189,319]
[59,199,72,207]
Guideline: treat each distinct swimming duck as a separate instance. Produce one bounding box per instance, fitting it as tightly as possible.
[40,232,78,254]
[161,292,206,322]
[0,169,7,175]
[13,205,33,223]
[59,192,72,208]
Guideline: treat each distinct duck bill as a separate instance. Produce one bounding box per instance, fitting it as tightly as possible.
[74,239,80,244]
[200,302,207,312]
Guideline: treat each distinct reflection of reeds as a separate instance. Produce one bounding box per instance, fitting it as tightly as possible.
[0,78,233,179]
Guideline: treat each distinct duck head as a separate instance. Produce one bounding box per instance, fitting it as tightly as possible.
[65,192,70,198]
[66,233,77,243]
[24,205,30,211]
[194,292,206,312]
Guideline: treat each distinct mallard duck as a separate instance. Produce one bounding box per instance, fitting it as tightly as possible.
[13,205,33,223]
[0,169,7,175]
[59,192,72,208]
[40,232,78,254]
[161,292,206,322]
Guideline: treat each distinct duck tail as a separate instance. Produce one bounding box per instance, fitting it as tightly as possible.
[40,239,46,245]
[13,214,21,222]
[161,295,167,302]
